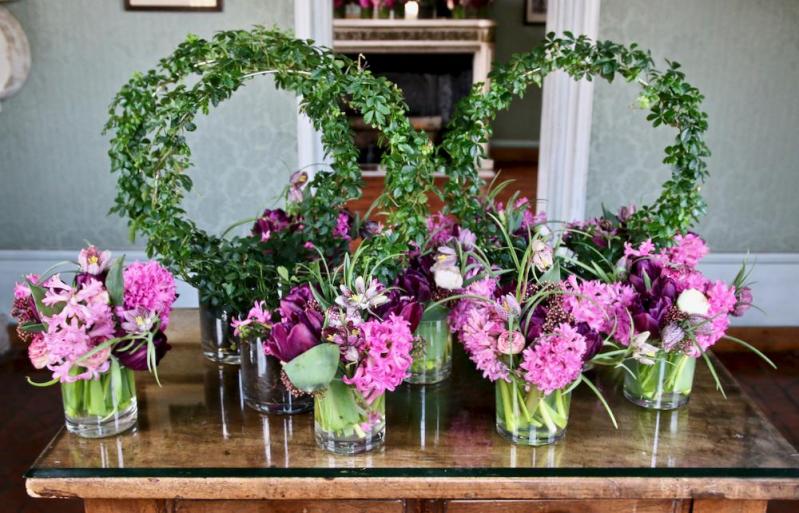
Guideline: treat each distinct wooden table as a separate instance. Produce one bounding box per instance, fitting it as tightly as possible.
[26,310,799,513]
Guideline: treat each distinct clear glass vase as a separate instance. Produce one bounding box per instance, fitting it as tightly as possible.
[240,337,312,415]
[314,378,385,454]
[623,352,696,410]
[199,301,240,365]
[495,379,571,446]
[406,305,452,385]
[61,367,137,438]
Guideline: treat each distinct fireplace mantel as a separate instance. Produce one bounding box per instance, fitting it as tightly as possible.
[333,19,495,55]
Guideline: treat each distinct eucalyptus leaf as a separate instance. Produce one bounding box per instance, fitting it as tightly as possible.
[282,343,340,393]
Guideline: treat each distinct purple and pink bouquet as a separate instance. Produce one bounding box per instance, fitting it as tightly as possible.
[232,246,418,453]
[448,217,626,445]
[11,246,176,437]
[617,234,765,409]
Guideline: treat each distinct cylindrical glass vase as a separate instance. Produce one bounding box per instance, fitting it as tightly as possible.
[495,379,571,446]
[314,378,385,454]
[407,306,452,385]
[199,301,240,365]
[623,352,696,410]
[240,337,312,415]
[61,367,137,438]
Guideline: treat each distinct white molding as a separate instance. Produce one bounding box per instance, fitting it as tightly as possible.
[697,253,799,327]
[490,139,540,149]
[294,0,332,174]
[0,250,797,326]
[536,0,600,223]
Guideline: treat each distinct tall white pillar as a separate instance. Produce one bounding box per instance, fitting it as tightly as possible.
[536,0,601,223]
[294,0,333,172]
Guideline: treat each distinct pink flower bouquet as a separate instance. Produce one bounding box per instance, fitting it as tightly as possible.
[449,217,626,445]
[617,235,765,410]
[235,245,419,454]
[11,246,176,437]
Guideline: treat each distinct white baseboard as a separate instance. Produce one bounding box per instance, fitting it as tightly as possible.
[0,250,796,326]
[697,253,799,327]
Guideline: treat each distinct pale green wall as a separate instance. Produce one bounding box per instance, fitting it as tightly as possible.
[0,0,296,250]
[491,0,546,145]
[587,0,799,252]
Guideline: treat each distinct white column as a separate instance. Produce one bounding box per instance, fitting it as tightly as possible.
[536,0,600,224]
[294,0,333,172]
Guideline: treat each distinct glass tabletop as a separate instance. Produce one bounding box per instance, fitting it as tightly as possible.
[27,315,799,479]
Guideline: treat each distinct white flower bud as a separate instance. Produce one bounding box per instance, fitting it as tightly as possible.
[434,266,463,290]
[677,289,710,316]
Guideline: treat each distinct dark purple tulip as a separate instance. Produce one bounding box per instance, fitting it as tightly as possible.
[627,257,677,339]
[279,284,315,319]
[267,321,319,362]
[377,290,424,333]
[522,305,547,341]
[113,331,171,371]
[396,268,432,303]
[576,323,603,361]
[252,208,293,242]
[397,300,423,333]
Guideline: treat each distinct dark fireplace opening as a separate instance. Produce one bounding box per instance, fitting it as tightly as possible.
[344,53,474,166]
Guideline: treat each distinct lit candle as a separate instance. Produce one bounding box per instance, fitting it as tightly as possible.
[405,1,419,19]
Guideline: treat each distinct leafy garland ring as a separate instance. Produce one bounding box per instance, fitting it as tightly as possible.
[106,27,432,312]
[441,32,710,244]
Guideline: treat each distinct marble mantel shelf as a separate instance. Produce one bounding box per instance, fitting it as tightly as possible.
[333,19,495,53]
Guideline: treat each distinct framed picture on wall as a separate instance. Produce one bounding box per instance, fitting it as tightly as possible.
[124,0,223,12]
[524,0,547,24]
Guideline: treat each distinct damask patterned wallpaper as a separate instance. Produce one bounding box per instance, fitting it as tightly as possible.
[588,0,799,252]
[0,0,296,250]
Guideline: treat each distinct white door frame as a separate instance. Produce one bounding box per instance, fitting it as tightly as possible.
[293,0,333,171]
[536,0,601,224]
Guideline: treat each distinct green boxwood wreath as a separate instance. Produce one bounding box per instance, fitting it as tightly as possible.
[441,32,710,245]
[106,28,434,314]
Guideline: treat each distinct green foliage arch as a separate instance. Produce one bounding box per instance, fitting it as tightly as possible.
[106,27,432,312]
[441,32,710,244]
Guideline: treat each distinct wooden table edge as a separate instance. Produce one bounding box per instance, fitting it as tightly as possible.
[26,476,799,500]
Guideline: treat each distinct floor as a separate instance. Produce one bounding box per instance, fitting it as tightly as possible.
[348,150,539,217]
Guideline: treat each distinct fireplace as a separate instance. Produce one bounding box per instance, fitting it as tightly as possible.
[334,19,496,176]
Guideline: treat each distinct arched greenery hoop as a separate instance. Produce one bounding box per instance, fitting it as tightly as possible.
[441,32,710,244]
[106,28,432,312]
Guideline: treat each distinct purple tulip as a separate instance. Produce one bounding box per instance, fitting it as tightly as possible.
[113,331,171,371]
[252,209,293,243]
[267,321,319,362]
[627,258,677,338]
[396,268,432,303]
[576,323,603,361]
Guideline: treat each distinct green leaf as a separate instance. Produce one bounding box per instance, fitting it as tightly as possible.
[106,255,126,307]
[282,343,339,393]
[277,266,290,282]
[27,281,63,318]
[19,323,46,333]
